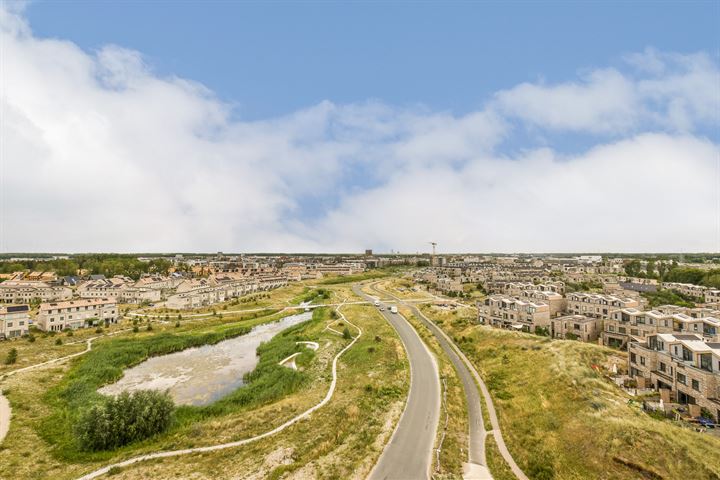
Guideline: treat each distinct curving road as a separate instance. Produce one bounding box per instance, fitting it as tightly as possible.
[371,282,528,480]
[353,285,440,480]
[367,283,490,478]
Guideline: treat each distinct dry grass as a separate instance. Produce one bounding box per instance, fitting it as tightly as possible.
[421,302,720,480]
[0,284,409,480]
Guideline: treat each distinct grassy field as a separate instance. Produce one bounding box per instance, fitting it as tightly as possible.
[0,282,409,479]
[373,277,434,300]
[419,303,720,480]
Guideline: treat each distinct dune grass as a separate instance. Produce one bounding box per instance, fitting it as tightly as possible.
[419,303,720,480]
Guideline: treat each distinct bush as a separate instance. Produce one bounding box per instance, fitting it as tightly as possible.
[175,321,180,328]
[4,348,18,365]
[74,390,174,451]
[95,327,104,334]
[146,324,153,332]
[342,327,352,340]
[132,326,139,333]
[55,338,63,346]
[66,330,74,337]
[27,333,36,343]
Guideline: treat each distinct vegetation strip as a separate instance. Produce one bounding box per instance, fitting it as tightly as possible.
[75,303,362,480]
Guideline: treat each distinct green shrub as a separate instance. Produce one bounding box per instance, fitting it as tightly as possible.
[4,348,18,365]
[27,333,36,343]
[74,390,174,451]
[55,338,63,346]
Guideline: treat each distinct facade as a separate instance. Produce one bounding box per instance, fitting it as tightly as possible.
[477,295,550,333]
[77,276,133,300]
[36,298,118,331]
[551,314,601,342]
[0,281,72,303]
[663,282,708,300]
[0,304,30,339]
[706,289,720,304]
[566,293,639,320]
[164,276,286,310]
[437,276,463,293]
[604,308,720,349]
[519,290,566,317]
[629,333,720,422]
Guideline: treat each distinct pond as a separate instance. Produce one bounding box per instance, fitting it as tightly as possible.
[98,311,312,406]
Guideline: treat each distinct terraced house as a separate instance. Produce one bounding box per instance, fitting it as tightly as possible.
[36,298,118,332]
[663,282,709,300]
[477,295,550,333]
[550,314,601,342]
[518,289,567,317]
[604,308,720,349]
[0,280,72,303]
[566,292,639,320]
[629,333,720,422]
[0,304,30,339]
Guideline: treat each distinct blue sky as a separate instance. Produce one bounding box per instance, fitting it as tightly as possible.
[2,2,719,252]
[26,1,720,120]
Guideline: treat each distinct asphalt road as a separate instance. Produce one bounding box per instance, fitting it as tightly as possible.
[353,285,440,480]
[369,283,493,479]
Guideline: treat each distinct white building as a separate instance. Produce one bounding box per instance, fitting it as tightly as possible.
[0,304,30,339]
[36,298,118,332]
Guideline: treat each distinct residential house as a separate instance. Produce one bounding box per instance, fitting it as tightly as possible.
[36,298,118,331]
[0,304,30,339]
[629,333,720,422]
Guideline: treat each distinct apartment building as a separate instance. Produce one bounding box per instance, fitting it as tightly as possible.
[566,292,639,320]
[500,281,565,297]
[0,304,30,339]
[36,298,118,331]
[706,289,720,304]
[663,282,708,300]
[477,295,550,333]
[550,314,601,342]
[77,276,134,299]
[604,308,720,349]
[629,333,720,422]
[519,290,566,317]
[437,276,463,293]
[119,287,162,304]
[165,276,274,310]
[0,280,72,303]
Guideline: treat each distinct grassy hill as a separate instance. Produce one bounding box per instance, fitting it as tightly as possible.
[422,305,720,480]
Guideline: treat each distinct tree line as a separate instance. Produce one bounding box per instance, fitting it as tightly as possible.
[0,254,172,280]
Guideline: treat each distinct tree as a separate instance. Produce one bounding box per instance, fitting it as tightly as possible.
[4,348,18,365]
[342,327,352,340]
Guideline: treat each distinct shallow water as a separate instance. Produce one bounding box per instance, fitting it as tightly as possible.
[98,312,312,406]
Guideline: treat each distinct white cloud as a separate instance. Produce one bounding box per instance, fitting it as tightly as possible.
[494,49,720,134]
[1,7,718,253]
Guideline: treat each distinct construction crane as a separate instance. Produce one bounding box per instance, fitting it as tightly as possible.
[429,242,437,256]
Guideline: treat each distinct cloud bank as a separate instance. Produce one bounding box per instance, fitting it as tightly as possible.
[1,9,719,253]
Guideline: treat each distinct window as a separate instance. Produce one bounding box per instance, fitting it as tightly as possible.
[659,362,666,373]
[677,372,687,385]
[630,353,637,363]
[700,354,713,372]
[692,379,700,391]
[640,357,646,366]
[682,347,693,362]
